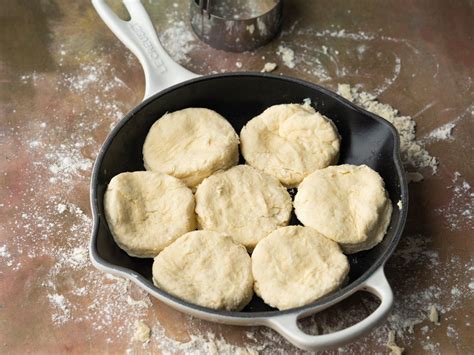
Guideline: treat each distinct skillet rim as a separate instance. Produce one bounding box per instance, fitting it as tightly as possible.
[90,72,408,319]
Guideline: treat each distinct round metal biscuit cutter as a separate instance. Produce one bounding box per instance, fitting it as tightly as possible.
[190,0,283,52]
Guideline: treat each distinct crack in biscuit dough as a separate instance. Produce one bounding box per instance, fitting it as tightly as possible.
[104,171,196,258]
[195,165,292,250]
[240,103,340,187]
[152,230,253,311]
[143,108,239,188]
[294,165,393,254]
[252,226,349,310]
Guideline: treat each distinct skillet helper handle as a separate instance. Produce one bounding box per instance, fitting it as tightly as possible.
[91,0,199,100]
[267,267,393,351]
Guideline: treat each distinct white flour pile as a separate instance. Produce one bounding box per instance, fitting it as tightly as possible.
[425,122,456,142]
[275,24,409,95]
[336,85,473,236]
[277,45,296,69]
[2,50,152,342]
[337,84,438,176]
[159,20,197,64]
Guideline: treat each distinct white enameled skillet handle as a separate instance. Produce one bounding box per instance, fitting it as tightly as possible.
[92,0,199,100]
[267,267,393,351]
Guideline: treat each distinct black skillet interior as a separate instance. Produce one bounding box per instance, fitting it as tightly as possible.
[92,73,406,314]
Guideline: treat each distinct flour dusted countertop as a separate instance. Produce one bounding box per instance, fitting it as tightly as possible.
[1,0,472,354]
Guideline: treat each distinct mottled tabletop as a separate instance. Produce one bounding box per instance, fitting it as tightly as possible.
[1,0,473,354]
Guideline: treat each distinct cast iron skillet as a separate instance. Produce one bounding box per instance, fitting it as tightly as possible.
[90,0,408,351]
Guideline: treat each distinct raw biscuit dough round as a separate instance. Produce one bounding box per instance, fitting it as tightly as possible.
[240,103,340,187]
[252,226,349,310]
[195,165,292,250]
[294,164,393,253]
[143,108,239,188]
[152,230,253,311]
[104,171,196,258]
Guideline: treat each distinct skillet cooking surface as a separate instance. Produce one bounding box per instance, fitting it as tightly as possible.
[91,73,407,316]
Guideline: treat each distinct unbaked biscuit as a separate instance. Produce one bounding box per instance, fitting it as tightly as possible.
[252,226,349,310]
[104,171,196,258]
[152,230,253,311]
[143,108,239,189]
[294,164,393,253]
[195,165,292,250]
[240,103,340,187]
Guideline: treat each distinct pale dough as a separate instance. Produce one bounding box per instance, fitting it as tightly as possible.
[143,108,239,188]
[195,165,292,250]
[152,230,253,311]
[386,330,404,355]
[240,103,340,187]
[132,320,151,342]
[104,171,196,258]
[294,164,393,253]
[251,226,349,310]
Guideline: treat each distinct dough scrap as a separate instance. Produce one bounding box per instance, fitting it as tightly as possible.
[240,103,340,187]
[152,230,253,311]
[261,62,277,73]
[429,304,440,325]
[132,320,151,342]
[294,164,393,253]
[143,108,239,188]
[104,171,196,258]
[195,165,292,250]
[386,330,404,355]
[251,226,349,310]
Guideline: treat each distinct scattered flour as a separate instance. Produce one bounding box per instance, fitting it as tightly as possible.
[436,171,473,231]
[446,325,458,339]
[425,121,456,142]
[451,287,461,297]
[159,20,197,64]
[277,45,296,69]
[63,64,99,92]
[3,50,155,346]
[381,230,472,352]
[0,245,14,267]
[423,103,473,143]
[46,143,92,184]
[277,24,416,90]
[0,245,10,258]
[337,84,438,174]
[150,326,263,355]
[47,293,72,325]
[67,246,89,268]
[56,203,67,214]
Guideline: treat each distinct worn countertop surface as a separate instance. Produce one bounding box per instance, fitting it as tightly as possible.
[1,0,473,354]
